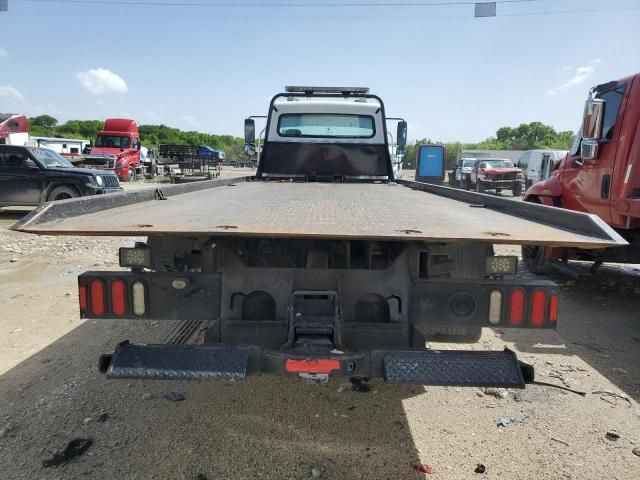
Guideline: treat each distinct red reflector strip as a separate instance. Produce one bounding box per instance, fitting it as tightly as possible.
[509,288,525,326]
[549,295,558,322]
[111,280,126,316]
[90,279,106,316]
[531,290,546,326]
[285,359,341,374]
[78,284,87,312]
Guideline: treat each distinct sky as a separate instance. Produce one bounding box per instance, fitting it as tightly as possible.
[1,0,639,142]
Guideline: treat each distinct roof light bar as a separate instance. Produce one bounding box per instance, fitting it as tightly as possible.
[284,86,370,95]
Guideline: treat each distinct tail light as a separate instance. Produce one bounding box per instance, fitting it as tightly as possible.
[549,295,558,322]
[509,288,525,326]
[89,279,106,316]
[79,284,88,314]
[530,290,546,326]
[132,281,146,316]
[111,279,127,316]
[488,290,502,324]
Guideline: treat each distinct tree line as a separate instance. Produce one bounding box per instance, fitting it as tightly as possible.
[403,121,574,169]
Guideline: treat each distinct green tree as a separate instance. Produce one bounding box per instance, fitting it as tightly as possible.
[29,115,58,130]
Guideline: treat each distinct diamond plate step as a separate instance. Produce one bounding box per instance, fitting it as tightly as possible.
[103,342,248,380]
[384,348,526,388]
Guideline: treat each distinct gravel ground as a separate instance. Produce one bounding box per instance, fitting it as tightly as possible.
[0,184,639,479]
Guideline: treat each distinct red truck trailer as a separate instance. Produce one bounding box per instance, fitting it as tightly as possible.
[86,118,142,182]
[523,72,640,272]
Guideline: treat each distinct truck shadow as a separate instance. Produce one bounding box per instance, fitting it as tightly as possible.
[0,320,424,479]
[500,265,640,403]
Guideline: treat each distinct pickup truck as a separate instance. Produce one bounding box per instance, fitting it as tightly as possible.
[466,158,524,196]
[12,86,625,389]
[0,145,121,206]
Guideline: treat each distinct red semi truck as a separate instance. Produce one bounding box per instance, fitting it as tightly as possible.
[87,118,142,182]
[523,72,640,272]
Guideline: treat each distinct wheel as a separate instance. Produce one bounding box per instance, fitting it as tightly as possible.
[521,198,549,273]
[126,167,136,182]
[47,185,79,202]
[512,182,523,196]
[144,164,157,179]
[465,177,471,190]
[475,180,484,193]
[522,244,549,274]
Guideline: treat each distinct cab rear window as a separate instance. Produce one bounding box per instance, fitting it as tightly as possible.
[277,114,375,139]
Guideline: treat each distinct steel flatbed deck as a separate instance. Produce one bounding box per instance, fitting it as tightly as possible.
[12,177,626,248]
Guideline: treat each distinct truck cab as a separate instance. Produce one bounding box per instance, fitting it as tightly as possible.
[246,86,406,181]
[523,73,640,270]
[90,118,141,182]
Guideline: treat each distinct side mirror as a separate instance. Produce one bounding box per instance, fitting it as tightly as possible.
[582,98,604,141]
[244,118,256,144]
[396,121,407,147]
[244,144,257,157]
[24,159,39,169]
[580,139,599,161]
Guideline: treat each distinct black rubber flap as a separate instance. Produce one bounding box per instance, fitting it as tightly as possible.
[384,348,525,388]
[107,343,248,380]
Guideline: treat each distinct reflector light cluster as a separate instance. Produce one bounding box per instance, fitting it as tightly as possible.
[79,278,146,317]
[488,288,558,327]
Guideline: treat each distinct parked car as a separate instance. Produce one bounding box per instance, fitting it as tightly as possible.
[449,156,477,187]
[517,149,567,189]
[466,158,524,196]
[0,145,121,207]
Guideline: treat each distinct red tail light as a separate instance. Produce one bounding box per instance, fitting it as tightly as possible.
[549,295,558,322]
[111,280,127,316]
[509,288,525,326]
[89,279,106,316]
[79,284,87,313]
[531,290,546,326]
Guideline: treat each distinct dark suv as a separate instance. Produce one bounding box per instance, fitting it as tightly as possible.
[0,145,122,207]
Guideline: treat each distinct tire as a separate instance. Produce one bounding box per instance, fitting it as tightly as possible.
[144,164,157,179]
[521,197,549,274]
[126,167,136,182]
[475,180,484,193]
[465,177,471,190]
[47,185,79,202]
[512,182,523,197]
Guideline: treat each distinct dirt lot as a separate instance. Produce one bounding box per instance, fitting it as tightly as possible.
[1,177,639,479]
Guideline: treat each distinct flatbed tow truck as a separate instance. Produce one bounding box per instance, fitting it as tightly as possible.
[12,86,625,389]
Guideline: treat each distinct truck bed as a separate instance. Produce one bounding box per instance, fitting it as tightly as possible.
[12,178,626,248]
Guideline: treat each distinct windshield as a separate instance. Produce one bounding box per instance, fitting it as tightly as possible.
[278,114,375,138]
[27,147,75,168]
[95,135,131,148]
[462,159,476,167]
[479,160,514,168]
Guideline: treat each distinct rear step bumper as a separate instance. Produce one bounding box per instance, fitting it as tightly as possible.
[99,341,534,388]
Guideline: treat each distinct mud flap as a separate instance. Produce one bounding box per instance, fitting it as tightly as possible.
[100,342,248,380]
[383,348,529,388]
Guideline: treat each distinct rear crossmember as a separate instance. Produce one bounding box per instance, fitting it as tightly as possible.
[99,342,534,389]
[79,271,557,388]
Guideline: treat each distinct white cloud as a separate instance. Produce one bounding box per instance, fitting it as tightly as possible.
[0,84,24,101]
[547,59,602,96]
[0,47,8,57]
[76,68,128,95]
